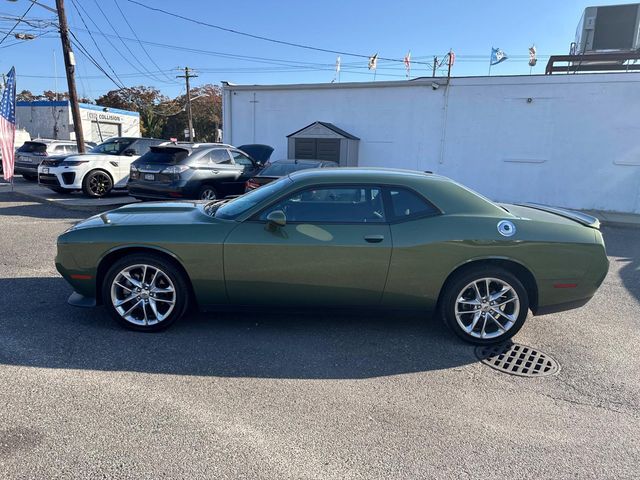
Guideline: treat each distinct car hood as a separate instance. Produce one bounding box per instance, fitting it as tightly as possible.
[63,153,122,162]
[69,201,218,230]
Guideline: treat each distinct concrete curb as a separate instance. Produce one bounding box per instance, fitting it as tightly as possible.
[6,189,128,213]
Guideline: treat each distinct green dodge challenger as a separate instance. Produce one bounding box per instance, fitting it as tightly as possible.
[56,168,609,344]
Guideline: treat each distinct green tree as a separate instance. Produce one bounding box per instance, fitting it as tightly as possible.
[162,84,222,142]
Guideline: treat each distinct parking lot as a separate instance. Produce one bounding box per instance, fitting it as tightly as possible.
[0,189,638,479]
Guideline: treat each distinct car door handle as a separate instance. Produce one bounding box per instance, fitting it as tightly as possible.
[364,235,384,243]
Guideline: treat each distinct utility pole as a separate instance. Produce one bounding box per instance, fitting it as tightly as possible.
[55,0,85,153]
[177,67,198,141]
[432,56,438,77]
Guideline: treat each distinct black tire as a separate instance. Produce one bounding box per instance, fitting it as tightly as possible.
[82,170,113,198]
[198,185,218,200]
[22,173,37,181]
[440,266,529,345]
[102,253,190,332]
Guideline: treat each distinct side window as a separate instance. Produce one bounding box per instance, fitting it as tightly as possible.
[67,144,79,153]
[212,149,232,164]
[260,186,385,223]
[388,188,438,220]
[231,150,254,167]
[195,149,232,165]
[53,145,67,153]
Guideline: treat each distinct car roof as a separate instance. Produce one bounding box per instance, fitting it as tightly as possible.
[27,139,77,145]
[288,167,444,183]
[150,143,229,155]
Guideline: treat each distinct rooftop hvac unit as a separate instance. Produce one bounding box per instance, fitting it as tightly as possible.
[575,3,640,54]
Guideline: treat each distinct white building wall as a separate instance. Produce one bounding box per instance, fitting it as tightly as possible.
[16,101,70,140]
[16,101,141,143]
[223,74,640,213]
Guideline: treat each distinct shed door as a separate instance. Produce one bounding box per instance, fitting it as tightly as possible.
[294,138,340,162]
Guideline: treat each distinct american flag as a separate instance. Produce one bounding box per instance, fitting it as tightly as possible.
[1,67,16,181]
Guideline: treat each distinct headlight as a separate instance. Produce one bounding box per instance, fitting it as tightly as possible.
[63,160,89,166]
[130,164,139,172]
[160,165,190,174]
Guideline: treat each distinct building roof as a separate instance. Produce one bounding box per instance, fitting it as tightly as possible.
[287,121,360,140]
[16,100,139,117]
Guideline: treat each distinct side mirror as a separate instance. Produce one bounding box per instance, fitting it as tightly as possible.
[266,210,286,228]
[123,149,136,157]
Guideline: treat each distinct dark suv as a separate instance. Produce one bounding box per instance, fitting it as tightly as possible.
[127,144,263,200]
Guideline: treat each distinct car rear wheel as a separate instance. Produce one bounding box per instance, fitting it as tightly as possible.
[82,170,113,197]
[198,185,218,200]
[440,267,529,345]
[102,254,189,331]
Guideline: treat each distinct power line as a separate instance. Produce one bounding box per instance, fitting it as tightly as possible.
[69,0,126,87]
[0,1,34,46]
[90,0,172,85]
[112,0,175,83]
[71,0,169,85]
[126,0,434,67]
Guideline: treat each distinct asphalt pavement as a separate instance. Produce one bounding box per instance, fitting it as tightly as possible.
[0,190,638,479]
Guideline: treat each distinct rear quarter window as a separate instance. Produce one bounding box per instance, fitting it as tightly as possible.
[388,188,439,220]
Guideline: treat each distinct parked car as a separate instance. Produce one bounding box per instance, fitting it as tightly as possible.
[236,144,274,166]
[245,158,338,192]
[38,137,165,197]
[15,139,90,181]
[127,143,262,200]
[56,168,608,344]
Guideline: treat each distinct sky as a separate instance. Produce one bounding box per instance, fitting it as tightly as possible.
[0,0,632,99]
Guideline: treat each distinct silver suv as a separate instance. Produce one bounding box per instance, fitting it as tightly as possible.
[15,139,92,181]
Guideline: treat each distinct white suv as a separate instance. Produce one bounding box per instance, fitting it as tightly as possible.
[38,137,165,197]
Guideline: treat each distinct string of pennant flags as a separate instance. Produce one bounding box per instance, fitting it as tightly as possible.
[332,44,538,81]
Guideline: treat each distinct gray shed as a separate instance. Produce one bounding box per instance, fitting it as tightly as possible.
[287,121,359,166]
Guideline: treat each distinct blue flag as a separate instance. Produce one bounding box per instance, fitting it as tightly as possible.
[490,48,508,66]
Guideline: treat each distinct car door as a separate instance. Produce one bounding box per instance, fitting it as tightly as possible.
[114,139,145,186]
[191,148,233,188]
[228,150,260,194]
[223,184,392,306]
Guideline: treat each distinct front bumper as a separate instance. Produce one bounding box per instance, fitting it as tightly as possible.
[38,166,81,189]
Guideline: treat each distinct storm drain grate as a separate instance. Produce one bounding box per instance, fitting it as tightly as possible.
[475,343,560,377]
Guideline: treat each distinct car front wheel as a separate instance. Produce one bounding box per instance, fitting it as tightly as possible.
[102,254,189,331]
[82,170,113,197]
[440,267,529,345]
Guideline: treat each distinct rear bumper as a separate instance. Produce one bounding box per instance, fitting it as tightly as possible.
[15,163,39,175]
[128,180,198,199]
[533,296,593,316]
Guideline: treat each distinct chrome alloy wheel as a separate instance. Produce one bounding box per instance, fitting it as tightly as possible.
[110,264,176,326]
[200,188,217,200]
[454,277,520,340]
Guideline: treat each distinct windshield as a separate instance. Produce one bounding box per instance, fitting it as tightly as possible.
[18,142,47,154]
[260,161,320,177]
[90,138,135,155]
[137,148,189,164]
[214,176,292,220]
